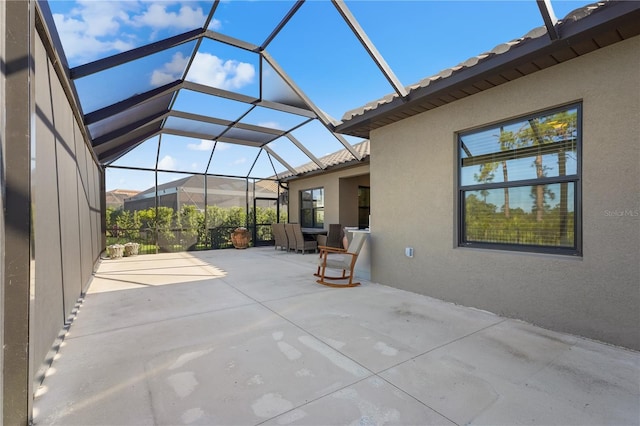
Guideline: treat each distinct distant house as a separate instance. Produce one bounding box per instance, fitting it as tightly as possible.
[123,175,280,213]
[105,189,140,210]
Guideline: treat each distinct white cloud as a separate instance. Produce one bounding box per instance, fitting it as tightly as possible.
[158,155,176,169]
[53,1,209,63]
[151,51,256,90]
[150,51,189,86]
[187,52,255,90]
[209,18,222,31]
[258,121,282,130]
[190,163,199,171]
[73,1,133,37]
[53,2,134,62]
[132,3,206,34]
[187,139,215,151]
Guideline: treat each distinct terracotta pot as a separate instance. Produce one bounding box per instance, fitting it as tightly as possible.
[231,227,250,249]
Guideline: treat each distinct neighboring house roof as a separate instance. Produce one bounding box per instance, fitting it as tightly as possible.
[336,1,640,138]
[279,139,370,181]
[105,189,140,209]
[128,174,278,201]
[109,189,140,197]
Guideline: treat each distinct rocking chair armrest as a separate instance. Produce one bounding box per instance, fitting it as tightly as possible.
[318,246,347,253]
[318,248,358,263]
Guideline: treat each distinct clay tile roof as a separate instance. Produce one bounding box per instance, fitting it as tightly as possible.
[279,139,369,180]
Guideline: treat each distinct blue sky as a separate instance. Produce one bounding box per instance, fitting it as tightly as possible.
[47,0,592,191]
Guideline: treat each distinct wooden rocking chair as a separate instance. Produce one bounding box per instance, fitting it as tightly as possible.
[314,232,367,287]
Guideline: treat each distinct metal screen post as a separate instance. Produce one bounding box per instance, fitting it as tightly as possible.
[2,1,35,424]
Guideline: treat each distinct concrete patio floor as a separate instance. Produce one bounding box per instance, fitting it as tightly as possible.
[33,247,639,426]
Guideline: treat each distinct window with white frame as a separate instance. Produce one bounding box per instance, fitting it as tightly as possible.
[300,187,324,228]
[458,103,581,255]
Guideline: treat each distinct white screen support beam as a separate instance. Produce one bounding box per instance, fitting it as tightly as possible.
[331,0,408,99]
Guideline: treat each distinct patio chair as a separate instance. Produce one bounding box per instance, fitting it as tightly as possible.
[317,223,344,249]
[284,223,297,252]
[315,231,366,287]
[271,223,288,251]
[291,223,318,254]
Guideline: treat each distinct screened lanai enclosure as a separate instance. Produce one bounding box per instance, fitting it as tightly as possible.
[52,0,385,252]
[5,1,634,424]
[38,0,588,253]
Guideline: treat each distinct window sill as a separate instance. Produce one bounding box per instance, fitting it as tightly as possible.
[456,244,583,260]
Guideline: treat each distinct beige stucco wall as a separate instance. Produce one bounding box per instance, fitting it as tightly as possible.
[339,174,370,227]
[370,36,640,350]
[287,164,369,228]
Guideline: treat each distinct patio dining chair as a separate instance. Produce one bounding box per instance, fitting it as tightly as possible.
[317,223,344,249]
[271,223,288,251]
[291,223,318,254]
[314,231,366,287]
[284,223,297,252]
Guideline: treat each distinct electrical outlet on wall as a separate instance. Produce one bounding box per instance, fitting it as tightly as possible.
[405,247,414,258]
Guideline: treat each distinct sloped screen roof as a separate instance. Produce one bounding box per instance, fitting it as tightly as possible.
[37,0,626,188]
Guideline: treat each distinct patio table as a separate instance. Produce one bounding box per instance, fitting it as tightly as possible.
[301,228,327,241]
